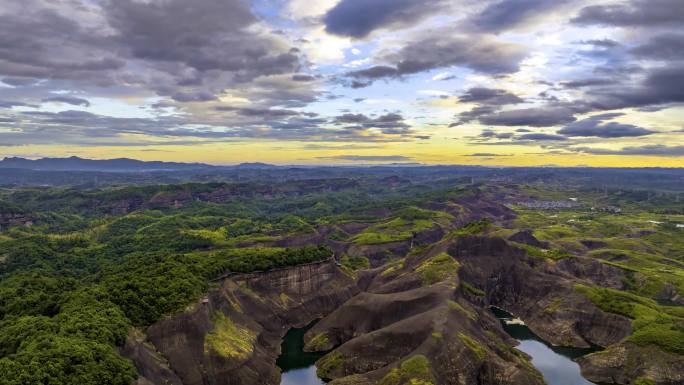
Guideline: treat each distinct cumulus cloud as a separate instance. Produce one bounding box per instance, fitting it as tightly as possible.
[0,0,304,105]
[572,0,684,27]
[586,64,684,110]
[478,107,577,127]
[457,87,524,105]
[324,0,447,38]
[333,112,412,134]
[468,0,574,32]
[345,32,527,86]
[630,33,684,60]
[558,114,654,138]
[42,96,91,107]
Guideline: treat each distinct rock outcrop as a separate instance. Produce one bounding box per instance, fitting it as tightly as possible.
[303,241,546,385]
[123,260,359,385]
[578,343,684,385]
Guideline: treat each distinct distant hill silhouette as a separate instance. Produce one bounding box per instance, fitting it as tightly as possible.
[234,162,278,169]
[0,156,213,171]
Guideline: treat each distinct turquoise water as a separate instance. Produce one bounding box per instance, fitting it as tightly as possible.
[277,321,327,385]
[491,307,598,385]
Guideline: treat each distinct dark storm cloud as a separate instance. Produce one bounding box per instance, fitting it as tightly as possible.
[573,145,684,157]
[558,114,654,138]
[572,0,684,27]
[323,0,447,38]
[317,155,414,162]
[478,107,577,127]
[458,88,524,105]
[630,33,684,60]
[469,0,573,32]
[42,96,91,107]
[345,33,526,86]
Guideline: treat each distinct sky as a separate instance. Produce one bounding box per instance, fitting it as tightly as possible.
[0,0,683,166]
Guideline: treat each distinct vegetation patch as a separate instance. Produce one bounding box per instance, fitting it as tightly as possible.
[380,354,435,385]
[214,245,332,273]
[576,285,684,354]
[458,332,486,360]
[352,216,434,245]
[316,351,343,380]
[340,256,370,271]
[544,298,564,313]
[306,332,332,352]
[448,300,476,320]
[450,219,490,238]
[204,312,256,360]
[461,281,485,297]
[416,253,459,285]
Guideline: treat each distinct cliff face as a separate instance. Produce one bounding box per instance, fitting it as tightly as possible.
[121,197,681,385]
[301,239,546,385]
[451,236,632,349]
[578,343,684,385]
[123,260,359,385]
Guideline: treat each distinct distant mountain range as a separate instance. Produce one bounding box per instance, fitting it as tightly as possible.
[0,156,286,171]
[0,156,221,171]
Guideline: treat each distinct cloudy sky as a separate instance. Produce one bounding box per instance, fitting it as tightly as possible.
[0,0,683,166]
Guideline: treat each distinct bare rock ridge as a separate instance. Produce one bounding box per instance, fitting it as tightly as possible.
[124,260,359,385]
[122,195,684,385]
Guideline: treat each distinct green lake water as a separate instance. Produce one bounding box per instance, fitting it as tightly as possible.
[491,307,599,385]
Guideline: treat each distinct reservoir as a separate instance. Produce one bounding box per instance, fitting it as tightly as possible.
[277,311,599,385]
[491,307,598,385]
[277,321,328,385]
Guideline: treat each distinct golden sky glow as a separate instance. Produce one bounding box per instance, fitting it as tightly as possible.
[0,0,682,167]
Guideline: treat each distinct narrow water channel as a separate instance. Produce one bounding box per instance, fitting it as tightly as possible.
[491,307,598,385]
[277,311,599,385]
[277,321,328,385]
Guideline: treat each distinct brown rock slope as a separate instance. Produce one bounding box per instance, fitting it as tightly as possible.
[123,260,359,385]
[304,242,546,385]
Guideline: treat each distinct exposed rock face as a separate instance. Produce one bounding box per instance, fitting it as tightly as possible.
[303,242,546,385]
[555,257,626,289]
[346,240,411,267]
[123,260,359,385]
[578,343,684,385]
[451,236,631,349]
[123,199,680,385]
[508,230,548,248]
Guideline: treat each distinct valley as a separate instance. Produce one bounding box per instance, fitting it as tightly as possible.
[0,167,683,385]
